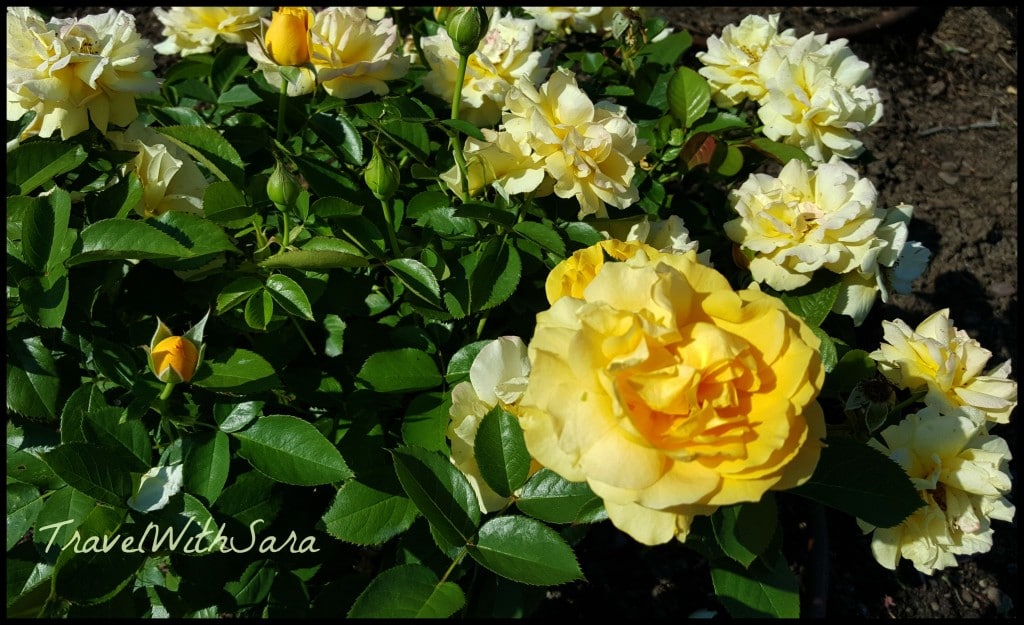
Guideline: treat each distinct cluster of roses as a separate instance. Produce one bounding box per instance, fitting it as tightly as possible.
[6,6,1015,577]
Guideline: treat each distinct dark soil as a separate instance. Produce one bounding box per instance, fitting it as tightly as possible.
[42,6,1019,620]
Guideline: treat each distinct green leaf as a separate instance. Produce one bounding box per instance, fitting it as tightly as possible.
[7,482,44,551]
[811,326,838,373]
[41,443,134,507]
[7,141,88,195]
[310,112,364,166]
[358,348,442,393]
[214,400,263,433]
[294,154,359,197]
[667,66,710,129]
[211,45,252,93]
[233,415,352,486]
[156,125,245,185]
[183,431,231,506]
[790,437,924,528]
[470,238,521,312]
[21,187,71,272]
[322,314,346,358]
[203,180,255,226]
[779,273,841,327]
[151,210,240,257]
[391,446,480,557]
[402,392,451,453]
[6,333,61,422]
[259,246,369,270]
[69,219,191,266]
[746,137,813,165]
[18,270,69,329]
[347,564,465,618]
[244,289,274,330]
[468,516,584,586]
[711,495,778,568]
[311,196,363,219]
[444,340,490,384]
[192,347,280,394]
[80,407,151,472]
[224,559,276,609]
[266,274,314,320]
[513,221,565,257]
[216,276,265,314]
[439,118,486,142]
[387,258,443,309]
[32,486,96,558]
[474,406,531,498]
[639,30,692,67]
[711,549,800,618]
[822,349,876,397]
[322,471,419,546]
[515,469,603,525]
[218,84,262,107]
[53,506,144,605]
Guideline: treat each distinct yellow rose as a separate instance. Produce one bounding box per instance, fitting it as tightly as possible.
[308,7,411,99]
[870,309,1017,425]
[143,317,205,384]
[6,8,160,140]
[858,406,1015,574]
[696,14,798,108]
[265,7,313,66]
[519,243,826,545]
[153,7,270,57]
[544,238,659,304]
[150,336,200,384]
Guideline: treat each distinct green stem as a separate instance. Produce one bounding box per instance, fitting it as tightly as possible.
[380,197,402,257]
[450,52,471,202]
[279,210,291,252]
[276,78,288,143]
[159,381,176,402]
[439,545,470,585]
[291,317,316,355]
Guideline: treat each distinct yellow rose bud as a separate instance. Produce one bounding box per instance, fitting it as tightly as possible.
[265,7,313,66]
[150,336,200,384]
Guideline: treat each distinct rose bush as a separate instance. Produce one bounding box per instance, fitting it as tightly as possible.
[6,6,1014,619]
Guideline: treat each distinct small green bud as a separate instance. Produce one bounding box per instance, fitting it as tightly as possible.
[364,145,400,201]
[446,7,488,56]
[267,160,301,210]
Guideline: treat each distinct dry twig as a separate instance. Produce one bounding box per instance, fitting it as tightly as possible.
[916,109,1000,137]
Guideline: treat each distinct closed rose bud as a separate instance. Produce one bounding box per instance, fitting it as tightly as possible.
[267,160,301,210]
[364,145,400,200]
[265,7,313,66]
[150,336,200,384]
[446,7,488,56]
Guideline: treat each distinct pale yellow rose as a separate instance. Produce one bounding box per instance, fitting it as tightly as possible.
[504,68,649,219]
[544,238,660,304]
[448,336,540,513]
[523,7,622,35]
[421,10,550,126]
[600,215,713,265]
[725,157,914,326]
[519,243,826,545]
[153,7,270,57]
[696,13,798,108]
[870,309,1017,425]
[439,128,548,198]
[6,7,160,140]
[858,406,1015,575]
[309,7,410,99]
[756,33,883,162]
[107,122,208,218]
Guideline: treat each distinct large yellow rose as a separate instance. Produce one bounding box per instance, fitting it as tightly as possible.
[519,242,826,545]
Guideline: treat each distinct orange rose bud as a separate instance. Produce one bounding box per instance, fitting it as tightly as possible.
[150,336,200,383]
[265,7,313,67]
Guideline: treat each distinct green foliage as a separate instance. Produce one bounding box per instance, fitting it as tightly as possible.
[4,6,941,619]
